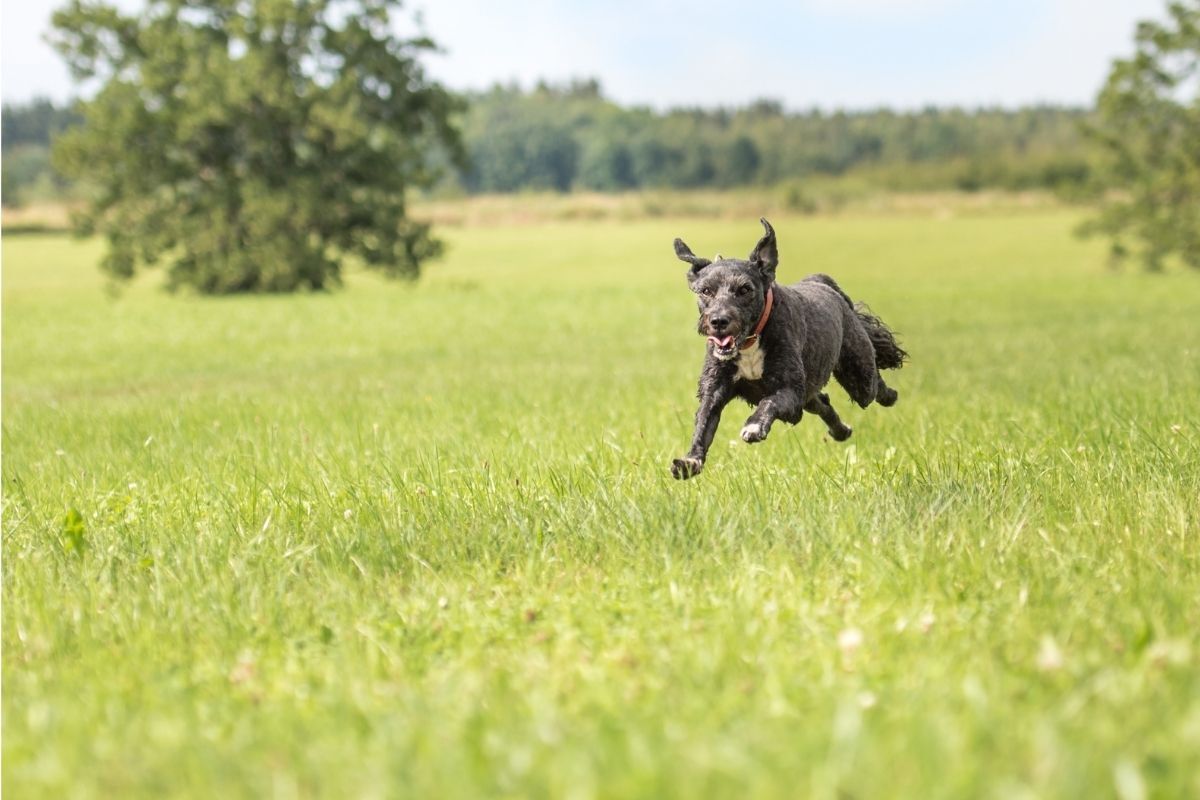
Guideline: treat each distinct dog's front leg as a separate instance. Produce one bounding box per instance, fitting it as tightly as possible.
[741,387,804,443]
[672,379,734,480]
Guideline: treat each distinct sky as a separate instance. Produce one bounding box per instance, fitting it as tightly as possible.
[1,0,1168,111]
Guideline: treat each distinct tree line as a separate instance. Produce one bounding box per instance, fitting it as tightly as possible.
[2,99,81,206]
[4,81,1095,207]
[457,80,1094,195]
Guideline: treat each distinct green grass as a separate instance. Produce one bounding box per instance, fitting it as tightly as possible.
[3,210,1199,798]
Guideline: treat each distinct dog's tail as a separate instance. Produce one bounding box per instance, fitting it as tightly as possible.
[855,304,908,370]
[806,273,908,370]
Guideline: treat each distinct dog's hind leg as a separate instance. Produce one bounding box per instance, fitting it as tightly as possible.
[875,376,898,407]
[833,318,880,409]
[805,392,853,441]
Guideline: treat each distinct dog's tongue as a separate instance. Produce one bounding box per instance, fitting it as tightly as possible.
[707,335,736,349]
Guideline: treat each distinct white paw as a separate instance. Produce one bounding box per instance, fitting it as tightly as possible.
[741,422,765,442]
[671,457,704,480]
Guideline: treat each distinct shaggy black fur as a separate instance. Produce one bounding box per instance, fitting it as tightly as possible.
[671,218,907,480]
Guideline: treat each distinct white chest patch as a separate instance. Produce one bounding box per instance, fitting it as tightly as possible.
[735,342,765,381]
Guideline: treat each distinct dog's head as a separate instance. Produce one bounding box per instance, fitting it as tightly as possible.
[674,218,778,361]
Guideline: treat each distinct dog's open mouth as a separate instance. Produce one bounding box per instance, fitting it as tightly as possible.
[706,334,739,360]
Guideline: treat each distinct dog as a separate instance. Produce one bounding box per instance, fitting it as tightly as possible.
[670,218,907,480]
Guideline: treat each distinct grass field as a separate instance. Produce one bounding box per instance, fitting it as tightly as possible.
[3,208,1199,798]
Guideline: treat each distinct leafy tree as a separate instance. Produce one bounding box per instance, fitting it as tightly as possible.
[49,0,462,292]
[1083,1,1200,270]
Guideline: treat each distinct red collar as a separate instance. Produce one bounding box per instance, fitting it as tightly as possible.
[740,286,774,350]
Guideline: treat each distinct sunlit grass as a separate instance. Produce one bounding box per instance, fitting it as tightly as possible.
[3,209,1199,798]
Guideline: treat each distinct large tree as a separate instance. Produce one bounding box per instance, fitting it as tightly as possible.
[50,0,462,292]
[1084,1,1200,270]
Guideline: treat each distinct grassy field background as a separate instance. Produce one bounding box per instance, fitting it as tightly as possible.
[3,207,1199,798]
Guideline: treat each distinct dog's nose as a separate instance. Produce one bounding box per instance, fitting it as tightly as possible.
[710,316,730,331]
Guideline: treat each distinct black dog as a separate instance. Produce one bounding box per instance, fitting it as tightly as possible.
[671,218,907,480]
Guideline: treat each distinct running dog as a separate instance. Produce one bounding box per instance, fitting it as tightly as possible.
[671,218,907,480]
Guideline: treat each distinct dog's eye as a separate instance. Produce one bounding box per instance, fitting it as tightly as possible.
[699,287,714,297]
[736,285,750,296]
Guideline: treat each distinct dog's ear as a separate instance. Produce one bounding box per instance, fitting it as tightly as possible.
[748,217,778,281]
[674,238,711,281]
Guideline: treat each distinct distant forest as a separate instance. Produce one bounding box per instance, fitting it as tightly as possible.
[3,80,1096,206]
[459,80,1095,195]
[2,99,81,206]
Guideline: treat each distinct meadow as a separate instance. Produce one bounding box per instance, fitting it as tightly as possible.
[3,205,1198,798]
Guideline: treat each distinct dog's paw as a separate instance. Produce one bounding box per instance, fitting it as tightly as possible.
[877,386,898,407]
[829,424,853,442]
[740,422,769,443]
[671,457,704,480]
